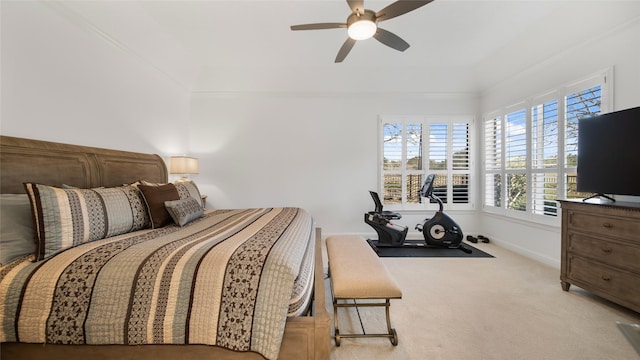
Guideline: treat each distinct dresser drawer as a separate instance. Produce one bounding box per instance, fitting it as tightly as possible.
[567,210,640,241]
[567,232,640,273]
[567,256,640,310]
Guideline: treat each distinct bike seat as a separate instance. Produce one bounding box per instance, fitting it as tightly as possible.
[368,191,402,220]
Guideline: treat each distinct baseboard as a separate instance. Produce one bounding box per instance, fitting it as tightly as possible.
[489,238,561,269]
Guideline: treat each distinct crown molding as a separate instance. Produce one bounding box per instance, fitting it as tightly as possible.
[191,90,480,100]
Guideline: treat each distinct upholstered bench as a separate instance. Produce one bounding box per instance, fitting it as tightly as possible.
[326,235,402,346]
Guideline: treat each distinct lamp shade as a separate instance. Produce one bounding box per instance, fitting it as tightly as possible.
[169,156,199,175]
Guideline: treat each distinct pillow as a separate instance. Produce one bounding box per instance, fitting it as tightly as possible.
[0,194,36,264]
[139,180,164,186]
[138,183,180,229]
[173,179,205,209]
[165,197,204,226]
[23,183,151,261]
[140,178,205,209]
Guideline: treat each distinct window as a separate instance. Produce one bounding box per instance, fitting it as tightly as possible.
[484,116,501,208]
[564,84,603,200]
[380,116,474,211]
[505,108,527,212]
[483,69,611,222]
[531,99,559,216]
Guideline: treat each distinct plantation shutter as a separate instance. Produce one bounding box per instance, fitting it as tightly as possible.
[505,109,527,170]
[379,116,474,211]
[484,116,502,208]
[452,123,470,203]
[505,109,527,211]
[564,85,602,199]
[531,100,559,216]
[406,123,424,204]
[481,69,609,222]
[428,123,448,203]
[383,123,403,204]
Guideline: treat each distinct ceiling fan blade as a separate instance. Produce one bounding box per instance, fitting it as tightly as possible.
[375,0,433,22]
[291,23,347,31]
[335,38,357,63]
[374,28,410,52]
[347,0,364,14]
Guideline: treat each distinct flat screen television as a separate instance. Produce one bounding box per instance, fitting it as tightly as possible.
[577,106,640,199]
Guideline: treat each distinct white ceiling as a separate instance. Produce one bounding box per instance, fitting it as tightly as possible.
[71,1,640,93]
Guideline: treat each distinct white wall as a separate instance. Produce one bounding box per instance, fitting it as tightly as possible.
[190,92,480,238]
[0,1,192,156]
[478,18,640,267]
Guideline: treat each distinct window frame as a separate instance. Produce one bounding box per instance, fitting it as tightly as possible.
[482,68,612,225]
[378,115,475,212]
[530,91,561,218]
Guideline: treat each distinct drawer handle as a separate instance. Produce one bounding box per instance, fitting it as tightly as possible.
[601,275,611,281]
[602,247,612,254]
[602,223,613,229]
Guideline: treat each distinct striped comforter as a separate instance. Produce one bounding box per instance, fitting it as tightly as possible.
[0,207,314,360]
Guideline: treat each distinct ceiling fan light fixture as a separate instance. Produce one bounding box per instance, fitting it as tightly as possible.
[346,9,377,40]
[292,1,433,62]
[348,19,377,40]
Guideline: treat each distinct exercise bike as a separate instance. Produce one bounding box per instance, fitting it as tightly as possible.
[415,174,470,253]
[365,174,470,253]
[364,191,409,247]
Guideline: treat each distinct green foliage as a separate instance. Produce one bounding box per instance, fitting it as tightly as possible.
[507,173,527,211]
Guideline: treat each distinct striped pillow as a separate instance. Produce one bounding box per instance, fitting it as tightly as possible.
[23,183,151,261]
[173,180,205,209]
[165,196,204,226]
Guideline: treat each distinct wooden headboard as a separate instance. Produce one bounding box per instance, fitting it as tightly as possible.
[0,135,168,194]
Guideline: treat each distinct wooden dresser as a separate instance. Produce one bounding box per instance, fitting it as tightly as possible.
[559,199,640,313]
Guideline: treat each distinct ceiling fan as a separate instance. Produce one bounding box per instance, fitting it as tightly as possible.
[291,0,434,63]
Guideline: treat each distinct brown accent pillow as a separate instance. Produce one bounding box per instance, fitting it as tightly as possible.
[138,183,180,228]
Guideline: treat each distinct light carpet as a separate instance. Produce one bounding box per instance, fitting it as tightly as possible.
[325,240,640,359]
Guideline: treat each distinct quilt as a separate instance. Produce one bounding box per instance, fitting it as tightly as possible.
[0,207,314,360]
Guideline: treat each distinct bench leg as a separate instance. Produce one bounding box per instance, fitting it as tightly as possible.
[333,298,341,346]
[332,298,398,346]
[384,299,398,346]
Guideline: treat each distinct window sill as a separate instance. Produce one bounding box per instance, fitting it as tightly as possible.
[481,208,561,229]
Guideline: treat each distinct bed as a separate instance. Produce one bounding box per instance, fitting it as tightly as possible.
[0,135,330,360]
